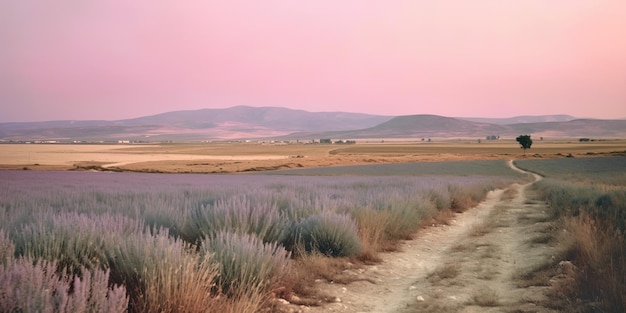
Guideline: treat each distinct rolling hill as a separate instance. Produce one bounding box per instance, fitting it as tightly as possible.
[1,106,625,141]
[282,115,626,140]
[457,115,576,125]
[0,106,392,141]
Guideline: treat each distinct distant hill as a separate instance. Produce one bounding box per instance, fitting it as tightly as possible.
[0,106,392,141]
[0,107,624,141]
[282,115,626,140]
[458,115,576,125]
[283,115,510,140]
[509,119,626,138]
[122,106,392,131]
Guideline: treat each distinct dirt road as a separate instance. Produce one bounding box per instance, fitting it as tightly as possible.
[282,161,561,313]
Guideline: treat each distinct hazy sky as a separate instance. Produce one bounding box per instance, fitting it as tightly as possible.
[1,1,625,122]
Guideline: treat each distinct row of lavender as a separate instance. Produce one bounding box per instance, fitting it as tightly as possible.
[0,162,524,313]
[515,157,626,311]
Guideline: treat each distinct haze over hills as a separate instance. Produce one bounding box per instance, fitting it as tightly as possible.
[285,115,626,140]
[0,106,392,141]
[457,115,576,125]
[0,106,625,142]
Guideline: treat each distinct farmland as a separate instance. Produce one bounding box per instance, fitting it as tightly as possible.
[0,160,524,313]
[0,138,625,173]
[1,140,626,312]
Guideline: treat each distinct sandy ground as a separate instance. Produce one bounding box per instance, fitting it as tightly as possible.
[2,140,624,172]
[279,161,561,313]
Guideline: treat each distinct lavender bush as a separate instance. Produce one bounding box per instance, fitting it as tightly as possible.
[104,228,221,312]
[12,213,144,274]
[186,195,291,245]
[0,258,128,313]
[295,211,362,257]
[202,231,290,296]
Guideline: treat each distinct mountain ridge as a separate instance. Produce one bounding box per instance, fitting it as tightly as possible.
[1,106,624,141]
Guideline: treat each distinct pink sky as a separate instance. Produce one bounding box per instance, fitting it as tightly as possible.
[1,1,625,122]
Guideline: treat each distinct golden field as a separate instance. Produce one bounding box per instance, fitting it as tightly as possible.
[1,139,625,173]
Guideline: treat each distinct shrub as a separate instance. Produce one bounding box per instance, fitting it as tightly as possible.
[520,157,626,311]
[0,230,14,264]
[384,198,434,240]
[0,258,128,313]
[562,214,626,312]
[104,228,221,313]
[294,211,362,257]
[351,208,391,259]
[202,231,291,297]
[185,195,291,245]
[428,188,452,211]
[12,213,144,274]
[140,253,220,313]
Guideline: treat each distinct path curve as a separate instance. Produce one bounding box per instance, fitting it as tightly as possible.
[282,160,559,313]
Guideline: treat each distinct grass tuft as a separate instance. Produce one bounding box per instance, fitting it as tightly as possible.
[0,230,14,264]
[470,287,500,307]
[294,211,362,257]
[427,262,461,283]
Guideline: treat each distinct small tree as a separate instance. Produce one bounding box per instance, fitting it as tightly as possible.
[516,135,532,155]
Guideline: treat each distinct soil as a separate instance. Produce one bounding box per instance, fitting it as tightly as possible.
[2,140,625,173]
[280,161,564,313]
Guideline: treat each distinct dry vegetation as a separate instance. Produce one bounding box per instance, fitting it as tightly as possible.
[1,139,625,173]
[515,157,626,312]
[1,140,625,312]
[0,164,519,313]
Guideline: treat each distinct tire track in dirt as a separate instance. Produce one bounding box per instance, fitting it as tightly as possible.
[282,160,560,313]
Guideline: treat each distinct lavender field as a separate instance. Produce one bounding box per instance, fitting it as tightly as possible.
[0,161,525,313]
[515,156,626,311]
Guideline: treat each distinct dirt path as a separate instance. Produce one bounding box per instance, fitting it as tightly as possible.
[282,160,560,313]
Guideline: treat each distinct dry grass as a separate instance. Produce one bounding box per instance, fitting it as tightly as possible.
[353,209,390,263]
[469,287,500,307]
[469,223,491,237]
[527,233,554,245]
[428,208,456,226]
[476,268,499,281]
[477,244,499,259]
[136,256,223,313]
[512,212,626,312]
[427,262,461,284]
[560,214,626,312]
[514,260,559,288]
[2,140,626,173]
[500,186,519,200]
[273,253,372,307]
[405,302,461,313]
[450,243,470,253]
[469,206,510,237]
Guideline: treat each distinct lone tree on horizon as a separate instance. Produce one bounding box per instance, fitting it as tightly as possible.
[516,135,533,155]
